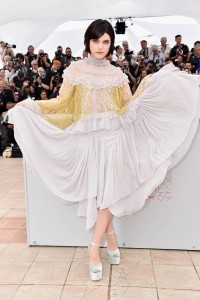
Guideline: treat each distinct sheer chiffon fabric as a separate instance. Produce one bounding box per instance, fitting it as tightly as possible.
[8,62,200,229]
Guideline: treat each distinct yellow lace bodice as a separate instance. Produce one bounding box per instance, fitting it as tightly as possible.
[35,56,146,130]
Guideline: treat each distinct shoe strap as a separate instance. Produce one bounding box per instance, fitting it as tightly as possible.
[105,230,115,235]
[90,241,101,247]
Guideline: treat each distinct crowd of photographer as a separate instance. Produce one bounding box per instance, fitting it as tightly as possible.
[0,35,200,155]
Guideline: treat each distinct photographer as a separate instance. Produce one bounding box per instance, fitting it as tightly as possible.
[173,55,185,70]
[1,101,16,143]
[6,54,26,81]
[63,47,75,68]
[1,42,15,64]
[15,53,28,75]
[49,73,62,98]
[121,59,136,94]
[13,71,30,91]
[182,62,193,74]
[148,45,165,72]
[0,80,15,116]
[159,37,171,59]
[24,45,37,68]
[122,41,134,62]
[34,67,50,99]
[187,41,200,62]
[53,46,66,68]
[134,54,146,78]
[189,45,200,74]
[20,81,36,100]
[26,60,39,79]
[138,40,150,63]
[170,35,189,63]
[45,59,61,81]
[36,49,51,70]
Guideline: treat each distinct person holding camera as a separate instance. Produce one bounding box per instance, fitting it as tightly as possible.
[188,45,200,74]
[49,73,62,98]
[13,71,30,91]
[148,45,165,72]
[19,81,36,101]
[138,40,150,63]
[36,49,51,70]
[45,59,61,81]
[159,37,171,59]
[133,54,146,78]
[170,35,189,63]
[173,54,185,71]
[122,41,135,63]
[1,42,15,65]
[53,46,66,68]
[121,59,136,94]
[63,47,75,68]
[14,53,28,75]
[26,60,39,80]
[34,67,50,99]
[24,45,37,68]
[0,80,15,116]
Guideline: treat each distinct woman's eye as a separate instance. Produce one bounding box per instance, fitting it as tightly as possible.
[92,39,98,43]
[104,41,110,44]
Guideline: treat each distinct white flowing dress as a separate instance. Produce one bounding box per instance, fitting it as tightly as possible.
[8,57,200,229]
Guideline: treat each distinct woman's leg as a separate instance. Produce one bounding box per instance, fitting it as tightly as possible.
[105,218,119,251]
[89,208,111,265]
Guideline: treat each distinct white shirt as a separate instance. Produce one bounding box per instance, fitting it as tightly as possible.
[112,54,125,62]
[159,45,171,58]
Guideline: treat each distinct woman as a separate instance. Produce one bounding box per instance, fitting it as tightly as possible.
[8,20,200,281]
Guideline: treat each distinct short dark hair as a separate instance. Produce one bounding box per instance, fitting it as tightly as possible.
[115,45,122,52]
[16,53,24,62]
[175,35,181,39]
[18,71,24,79]
[84,19,115,56]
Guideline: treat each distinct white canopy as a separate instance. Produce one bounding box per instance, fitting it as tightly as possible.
[1,0,200,58]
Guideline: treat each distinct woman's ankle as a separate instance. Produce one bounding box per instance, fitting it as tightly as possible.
[89,242,101,265]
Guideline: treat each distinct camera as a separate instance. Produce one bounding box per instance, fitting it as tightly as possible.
[176,47,183,56]
[125,50,133,55]
[55,50,62,56]
[4,43,16,49]
[11,58,21,71]
[190,55,197,65]
[122,66,129,74]
[54,76,59,81]
[39,53,45,58]
[2,121,9,127]
[31,73,39,83]
[196,68,200,75]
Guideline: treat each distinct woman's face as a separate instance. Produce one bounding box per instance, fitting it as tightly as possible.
[89,33,111,60]
[41,92,47,100]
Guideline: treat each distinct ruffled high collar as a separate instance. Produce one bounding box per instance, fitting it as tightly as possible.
[86,54,109,66]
